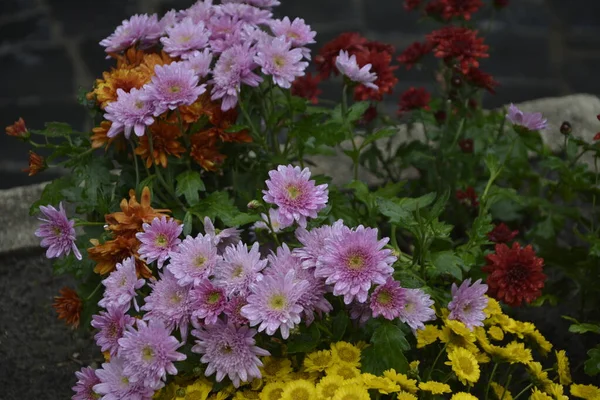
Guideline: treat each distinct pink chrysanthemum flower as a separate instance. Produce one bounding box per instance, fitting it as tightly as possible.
[268,244,332,325]
[91,304,135,357]
[224,295,249,325]
[348,301,373,326]
[180,0,215,24]
[35,202,81,260]
[98,257,145,311]
[270,17,315,59]
[241,270,309,339]
[142,61,206,116]
[335,50,379,89]
[203,217,242,253]
[72,366,101,400]
[316,225,396,304]
[185,49,213,77]
[105,88,155,138]
[136,216,182,269]
[207,15,247,53]
[214,242,267,297]
[222,0,280,8]
[99,14,162,53]
[253,208,286,232]
[370,278,407,320]
[191,319,270,387]
[448,278,488,330]
[215,3,273,25]
[255,37,308,89]
[168,234,221,286]
[262,165,329,228]
[159,9,180,31]
[293,220,345,270]
[161,17,211,59]
[211,42,263,110]
[93,357,155,400]
[191,279,227,325]
[506,103,547,131]
[141,269,195,340]
[398,288,436,331]
[118,319,186,390]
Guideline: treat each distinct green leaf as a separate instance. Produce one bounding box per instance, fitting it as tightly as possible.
[361,127,397,148]
[287,323,321,354]
[485,153,500,176]
[568,323,600,334]
[190,191,258,227]
[346,102,370,123]
[30,177,75,215]
[585,346,600,376]
[331,311,350,342]
[182,212,193,236]
[430,251,463,280]
[377,192,436,225]
[32,121,74,137]
[361,321,409,375]
[176,170,205,206]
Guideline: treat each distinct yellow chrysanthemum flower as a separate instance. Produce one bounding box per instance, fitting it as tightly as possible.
[234,390,261,400]
[360,373,400,394]
[250,379,264,391]
[355,341,369,350]
[526,329,553,356]
[325,364,361,380]
[331,385,370,400]
[450,393,479,400]
[417,325,440,348]
[546,383,568,400]
[570,384,600,399]
[304,350,334,372]
[176,379,213,400]
[409,361,420,374]
[445,347,480,386]
[280,380,316,400]
[260,382,286,400]
[484,297,503,318]
[555,350,572,386]
[473,349,491,364]
[260,357,293,382]
[418,381,452,394]
[492,341,533,364]
[440,320,479,353]
[475,327,495,353]
[527,362,554,389]
[382,369,418,394]
[492,314,519,334]
[210,391,232,400]
[490,382,513,400]
[396,392,418,400]
[530,388,553,400]
[488,326,505,341]
[330,342,361,367]
[316,375,346,400]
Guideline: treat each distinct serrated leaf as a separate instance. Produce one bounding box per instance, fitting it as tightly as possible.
[331,311,350,342]
[377,192,436,225]
[361,127,397,148]
[287,323,321,354]
[190,191,257,227]
[430,251,463,280]
[176,170,205,206]
[568,323,600,334]
[30,177,74,215]
[585,346,600,376]
[346,101,370,123]
[361,321,409,375]
[182,212,193,236]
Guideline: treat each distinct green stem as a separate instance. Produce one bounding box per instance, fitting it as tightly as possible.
[129,139,140,188]
[85,283,103,301]
[341,84,359,181]
[74,221,105,227]
[391,224,399,251]
[485,363,499,400]
[148,132,187,210]
[427,344,447,381]
[499,373,512,400]
[512,384,533,400]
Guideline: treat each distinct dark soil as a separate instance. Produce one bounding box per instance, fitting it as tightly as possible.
[0,250,98,400]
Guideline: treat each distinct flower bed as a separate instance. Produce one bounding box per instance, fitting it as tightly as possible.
[5,0,600,399]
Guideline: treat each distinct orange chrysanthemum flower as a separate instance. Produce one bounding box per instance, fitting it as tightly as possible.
[23,151,46,176]
[114,47,147,69]
[135,121,186,168]
[92,67,149,108]
[91,120,126,151]
[53,287,82,328]
[88,236,152,277]
[5,117,28,137]
[105,187,170,236]
[190,130,226,171]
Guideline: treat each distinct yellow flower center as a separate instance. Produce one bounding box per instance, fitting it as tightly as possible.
[322,383,340,398]
[142,346,154,361]
[221,345,233,354]
[170,293,182,305]
[267,388,284,400]
[458,356,474,374]
[186,391,206,400]
[180,35,192,43]
[288,388,310,400]
[196,256,207,268]
[135,100,144,109]
[170,85,181,93]
[273,55,286,68]
[347,253,365,270]
[155,234,168,247]
[232,265,244,278]
[207,291,222,304]
[377,290,392,305]
[286,185,301,199]
[269,294,287,310]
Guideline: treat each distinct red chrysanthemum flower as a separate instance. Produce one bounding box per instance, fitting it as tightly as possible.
[291,72,322,104]
[354,48,399,101]
[427,26,489,73]
[404,0,423,10]
[456,186,479,208]
[437,0,484,20]
[24,151,47,176]
[482,242,546,306]
[398,87,431,114]
[487,223,519,243]
[315,32,368,79]
[459,138,473,153]
[425,0,446,17]
[464,67,499,94]
[397,41,433,70]
[53,287,83,328]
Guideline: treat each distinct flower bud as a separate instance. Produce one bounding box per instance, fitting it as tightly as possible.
[247,200,261,210]
[5,117,29,138]
[23,151,47,176]
[560,121,572,135]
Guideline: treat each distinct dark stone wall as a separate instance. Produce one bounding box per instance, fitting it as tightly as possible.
[1,0,599,189]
